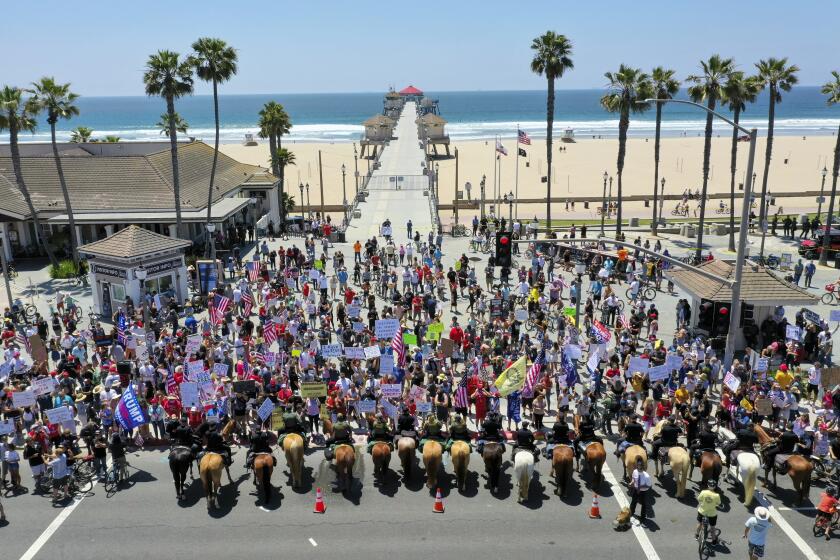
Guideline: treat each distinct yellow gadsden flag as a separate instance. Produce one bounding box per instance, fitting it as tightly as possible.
[494,355,527,397]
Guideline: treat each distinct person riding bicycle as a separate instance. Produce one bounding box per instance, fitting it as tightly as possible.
[722,422,759,469]
[445,414,472,452]
[367,414,394,453]
[108,432,128,480]
[816,487,838,541]
[695,479,722,543]
[324,413,353,460]
[476,411,505,454]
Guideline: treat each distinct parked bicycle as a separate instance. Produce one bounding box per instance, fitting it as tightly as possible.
[822,284,840,305]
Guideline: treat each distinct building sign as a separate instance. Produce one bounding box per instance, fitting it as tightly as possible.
[145,258,181,277]
[92,263,127,279]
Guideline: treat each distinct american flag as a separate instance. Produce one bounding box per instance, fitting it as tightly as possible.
[116,310,127,346]
[454,372,470,408]
[495,138,508,156]
[523,349,545,394]
[590,320,612,345]
[165,366,178,395]
[561,350,578,387]
[391,322,405,367]
[619,314,630,329]
[517,129,531,145]
[241,287,254,317]
[210,293,231,325]
[251,349,265,364]
[263,320,278,348]
[15,330,31,355]
[246,261,260,282]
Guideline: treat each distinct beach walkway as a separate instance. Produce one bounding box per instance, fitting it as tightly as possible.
[345,101,436,241]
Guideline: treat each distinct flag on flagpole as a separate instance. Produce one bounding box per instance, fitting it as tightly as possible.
[210,293,231,325]
[391,323,405,367]
[523,349,546,394]
[246,261,260,282]
[115,382,148,431]
[241,287,254,317]
[494,355,527,396]
[116,310,127,346]
[561,350,578,387]
[517,129,531,145]
[165,367,178,395]
[263,320,278,348]
[495,138,508,156]
[590,320,612,345]
[453,372,470,408]
[517,147,527,157]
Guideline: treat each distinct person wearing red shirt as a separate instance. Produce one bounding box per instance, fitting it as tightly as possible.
[187,407,203,428]
[163,396,182,417]
[449,322,464,346]
[344,287,356,305]
[816,488,839,540]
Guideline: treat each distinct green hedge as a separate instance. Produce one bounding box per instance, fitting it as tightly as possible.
[49,259,82,279]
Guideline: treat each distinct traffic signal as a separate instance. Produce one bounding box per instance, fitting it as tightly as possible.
[495,231,513,267]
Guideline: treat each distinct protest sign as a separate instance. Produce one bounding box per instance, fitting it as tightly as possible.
[187,360,205,377]
[440,337,455,358]
[586,351,600,372]
[785,324,802,341]
[647,364,670,382]
[257,398,275,421]
[264,352,277,366]
[348,304,362,318]
[12,390,35,408]
[427,322,444,340]
[665,354,684,372]
[185,334,202,355]
[195,371,212,386]
[344,346,366,360]
[300,382,327,398]
[831,309,840,322]
[180,382,199,408]
[213,363,230,378]
[379,354,394,375]
[628,356,650,374]
[352,322,365,333]
[490,298,506,318]
[755,358,769,373]
[375,319,400,340]
[0,419,14,435]
[380,383,402,398]
[754,398,773,416]
[565,345,582,360]
[364,345,381,359]
[29,334,48,363]
[31,376,57,396]
[358,400,377,414]
[0,361,11,382]
[403,333,418,346]
[563,306,576,318]
[381,399,398,419]
[803,309,821,325]
[232,380,256,395]
[514,309,528,322]
[409,385,426,400]
[416,401,432,414]
[321,343,343,358]
[46,406,74,424]
[723,372,741,392]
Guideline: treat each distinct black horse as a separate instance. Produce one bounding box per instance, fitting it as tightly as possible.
[168,446,195,500]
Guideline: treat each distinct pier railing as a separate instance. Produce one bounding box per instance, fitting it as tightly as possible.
[366,174,429,191]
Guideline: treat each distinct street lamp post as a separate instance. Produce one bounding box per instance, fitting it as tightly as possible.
[503,191,514,225]
[573,261,586,327]
[305,183,311,218]
[435,163,440,201]
[353,144,359,196]
[341,164,348,224]
[600,171,608,237]
[608,176,614,234]
[480,175,486,219]
[644,97,758,371]
[818,166,828,224]
[759,192,772,260]
[658,177,666,230]
[206,223,216,265]
[135,265,150,325]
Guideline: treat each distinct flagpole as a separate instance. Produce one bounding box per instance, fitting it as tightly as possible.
[497,138,502,214]
[515,126,520,221]
[493,136,498,220]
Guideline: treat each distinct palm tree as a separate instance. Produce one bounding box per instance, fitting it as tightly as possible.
[69,126,93,143]
[530,31,574,234]
[755,58,799,232]
[272,148,296,231]
[721,72,761,251]
[600,65,653,236]
[30,77,82,267]
[156,112,188,135]
[143,50,194,239]
[650,67,680,236]
[101,136,121,143]
[191,37,238,257]
[819,71,840,266]
[258,101,292,230]
[0,86,59,266]
[687,55,735,261]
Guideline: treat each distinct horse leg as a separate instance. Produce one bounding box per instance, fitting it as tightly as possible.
[225,465,233,485]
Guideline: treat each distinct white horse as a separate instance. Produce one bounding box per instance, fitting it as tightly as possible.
[513,451,535,503]
[734,453,760,506]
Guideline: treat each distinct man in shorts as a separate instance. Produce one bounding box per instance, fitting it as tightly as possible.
[743,506,771,559]
[695,479,721,543]
[49,446,71,501]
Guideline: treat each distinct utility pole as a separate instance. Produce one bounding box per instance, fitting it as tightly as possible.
[353,143,359,197]
[318,150,325,220]
[454,147,459,224]
[480,175,486,219]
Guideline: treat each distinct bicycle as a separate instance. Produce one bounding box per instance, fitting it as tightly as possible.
[698,515,721,560]
[812,510,839,538]
[626,285,657,302]
[451,224,469,237]
[822,284,840,305]
[104,458,129,493]
[72,455,97,483]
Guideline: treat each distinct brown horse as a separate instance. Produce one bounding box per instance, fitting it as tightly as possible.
[334,444,355,493]
[283,433,305,488]
[483,442,504,494]
[199,452,224,510]
[754,425,812,504]
[450,441,470,492]
[372,442,392,480]
[622,445,648,482]
[423,441,443,490]
[551,445,575,497]
[574,442,606,489]
[397,437,416,479]
[690,451,722,488]
[253,453,274,504]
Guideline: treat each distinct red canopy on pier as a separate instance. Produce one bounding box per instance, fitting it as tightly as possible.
[399,85,423,96]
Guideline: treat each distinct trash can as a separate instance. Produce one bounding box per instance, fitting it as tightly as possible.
[834,256,840,269]
[629,217,640,227]
[337,231,346,243]
[685,226,696,238]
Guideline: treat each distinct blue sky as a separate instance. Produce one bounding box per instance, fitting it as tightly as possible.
[2,0,838,96]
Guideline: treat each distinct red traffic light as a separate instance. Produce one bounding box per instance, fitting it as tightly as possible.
[500,236,509,245]
[719,307,728,315]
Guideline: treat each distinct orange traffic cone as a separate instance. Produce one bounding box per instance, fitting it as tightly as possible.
[433,488,445,513]
[589,493,601,519]
[313,487,326,514]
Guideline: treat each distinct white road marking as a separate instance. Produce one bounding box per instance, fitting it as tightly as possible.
[259,506,271,512]
[309,538,318,547]
[776,506,817,511]
[19,496,86,560]
[601,461,661,560]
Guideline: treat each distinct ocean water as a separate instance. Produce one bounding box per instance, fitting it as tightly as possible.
[15,87,840,144]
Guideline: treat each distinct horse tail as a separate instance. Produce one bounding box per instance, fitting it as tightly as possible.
[739,454,759,506]
[515,454,533,501]
[261,463,271,503]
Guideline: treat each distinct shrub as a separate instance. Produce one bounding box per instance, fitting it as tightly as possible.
[49,259,80,279]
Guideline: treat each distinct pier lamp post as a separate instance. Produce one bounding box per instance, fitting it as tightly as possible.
[643,97,758,371]
[759,192,773,259]
[135,265,151,326]
[341,164,348,224]
[353,144,359,196]
[503,191,514,225]
[659,177,666,230]
[435,163,440,201]
[600,171,608,237]
[573,261,586,327]
[818,166,828,224]
[298,183,305,220]
[608,176,614,234]
[305,183,311,219]
[480,175,486,219]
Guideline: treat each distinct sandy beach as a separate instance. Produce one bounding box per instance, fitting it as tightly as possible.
[221,133,837,223]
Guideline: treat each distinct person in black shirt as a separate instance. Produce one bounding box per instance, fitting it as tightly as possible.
[690,422,718,461]
[109,433,128,481]
[722,423,759,468]
[572,416,603,460]
[510,421,538,461]
[617,414,645,457]
[650,416,682,461]
[476,411,505,454]
[763,429,799,471]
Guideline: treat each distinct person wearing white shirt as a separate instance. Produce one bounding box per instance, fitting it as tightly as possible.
[807,363,822,404]
[630,458,652,521]
[49,449,70,500]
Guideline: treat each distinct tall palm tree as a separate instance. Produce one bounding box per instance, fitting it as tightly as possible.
[143,50,194,239]
[30,77,82,266]
[530,31,574,234]
[272,148,296,231]
[258,101,292,230]
[721,72,761,251]
[600,65,653,236]
[819,71,840,266]
[156,112,188,135]
[69,126,92,143]
[755,58,799,232]
[0,86,59,266]
[650,67,680,236]
[191,37,238,257]
[687,55,735,261]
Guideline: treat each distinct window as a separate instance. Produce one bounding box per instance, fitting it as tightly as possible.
[111,283,126,302]
[143,275,176,297]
